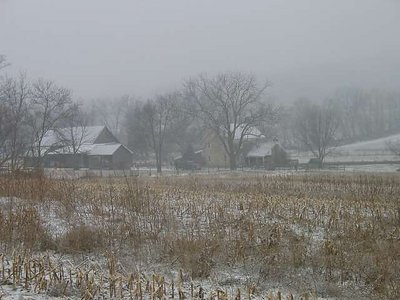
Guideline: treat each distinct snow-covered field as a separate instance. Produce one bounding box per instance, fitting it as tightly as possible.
[341,163,399,172]
[0,286,59,300]
[0,173,399,299]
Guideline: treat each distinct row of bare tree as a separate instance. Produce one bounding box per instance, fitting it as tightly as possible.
[2,54,400,171]
[0,59,85,170]
[121,80,400,169]
[123,73,280,171]
[277,89,400,161]
[2,57,280,171]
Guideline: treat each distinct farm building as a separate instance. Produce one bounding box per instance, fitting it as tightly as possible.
[174,145,205,170]
[26,126,133,170]
[245,140,288,169]
[201,125,264,168]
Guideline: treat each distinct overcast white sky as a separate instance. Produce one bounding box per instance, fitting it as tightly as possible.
[1,0,400,102]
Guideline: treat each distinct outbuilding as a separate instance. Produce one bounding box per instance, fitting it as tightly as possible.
[245,141,287,169]
[27,126,134,170]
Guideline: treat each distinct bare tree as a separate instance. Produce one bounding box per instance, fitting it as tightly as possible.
[145,93,179,173]
[0,55,9,71]
[127,93,178,173]
[169,117,202,154]
[331,88,400,143]
[125,101,150,159]
[0,74,31,170]
[28,79,74,167]
[0,97,12,167]
[90,95,134,142]
[56,103,89,154]
[184,72,276,170]
[386,140,400,156]
[293,100,340,163]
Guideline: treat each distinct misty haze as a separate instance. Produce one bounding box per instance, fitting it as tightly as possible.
[0,1,400,299]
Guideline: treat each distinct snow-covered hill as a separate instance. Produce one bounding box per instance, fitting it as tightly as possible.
[291,133,400,164]
[329,134,400,163]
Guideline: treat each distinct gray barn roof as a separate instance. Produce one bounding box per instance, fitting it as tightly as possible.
[41,126,106,147]
[88,143,132,156]
[246,142,275,158]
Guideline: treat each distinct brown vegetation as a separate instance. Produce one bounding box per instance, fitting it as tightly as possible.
[0,172,399,299]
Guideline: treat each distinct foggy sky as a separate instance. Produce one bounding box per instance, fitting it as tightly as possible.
[1,0,400,102]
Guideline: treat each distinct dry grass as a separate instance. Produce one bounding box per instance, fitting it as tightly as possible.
[0,251,297,300]
[0,172,399,299]
[0,204,52,251]
[59,225,105,253]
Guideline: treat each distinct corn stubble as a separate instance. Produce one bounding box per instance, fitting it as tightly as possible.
[0,172,399,299]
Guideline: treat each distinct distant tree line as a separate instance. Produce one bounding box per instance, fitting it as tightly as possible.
[122,76,400,169]
[2,55,400,171]
[278,88,400,151]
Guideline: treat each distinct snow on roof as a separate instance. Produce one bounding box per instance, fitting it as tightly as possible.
[32,126,135,157]
[87,143,122,156]
[47,143,133,156]
[230,124,264,140]
[41,126,106,147]
[78,126,106,144]
[40,132,60,148]
[246,142,275,157]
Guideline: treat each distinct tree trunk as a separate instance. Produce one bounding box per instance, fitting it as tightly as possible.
[229,153,237,171]
[156,150,162,174]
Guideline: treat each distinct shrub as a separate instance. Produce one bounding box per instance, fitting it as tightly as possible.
[0,205,52,252]
[59,225,104,253]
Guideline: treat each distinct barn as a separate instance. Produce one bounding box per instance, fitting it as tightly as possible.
[245,141,287,169]
[27,126,133,170]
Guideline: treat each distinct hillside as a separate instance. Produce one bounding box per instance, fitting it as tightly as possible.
[290,134,400,165]
[328,133,400,163]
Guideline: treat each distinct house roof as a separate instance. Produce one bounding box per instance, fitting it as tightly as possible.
[231,124,264,140]
[88,143,124,156]
[77,126,106,144]
[246,142,276,158]
[41,126,106,147]
[38,125,134,157]
[47,143,133,156]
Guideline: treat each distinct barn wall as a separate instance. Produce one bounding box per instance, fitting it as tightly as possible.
[271,144,288,166]
[88,155,112,169]
[112,147,133,169]
[202,136,228,168]
[43,154,86,169]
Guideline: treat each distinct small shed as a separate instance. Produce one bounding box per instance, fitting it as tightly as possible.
[246,142,287,169]
[174,145,205,170]
[87,144,133,170]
